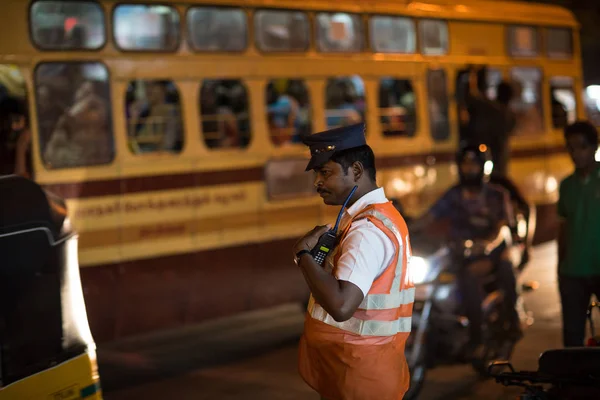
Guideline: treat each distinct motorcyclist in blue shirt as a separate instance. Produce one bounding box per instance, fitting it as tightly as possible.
[411,144,522,357]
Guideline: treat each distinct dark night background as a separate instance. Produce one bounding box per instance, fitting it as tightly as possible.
[523,0,600,84]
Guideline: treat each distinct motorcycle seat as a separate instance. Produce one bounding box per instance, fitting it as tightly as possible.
[538,348,600,380]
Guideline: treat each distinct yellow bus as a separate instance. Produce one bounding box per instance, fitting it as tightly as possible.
[0,0,582,344]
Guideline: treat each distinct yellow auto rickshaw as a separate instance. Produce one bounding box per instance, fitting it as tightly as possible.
[0,175,102,399]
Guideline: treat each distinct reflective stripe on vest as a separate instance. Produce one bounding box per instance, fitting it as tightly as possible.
[310,303,412,336]
[358,286,415,310]
[308,206,415,336]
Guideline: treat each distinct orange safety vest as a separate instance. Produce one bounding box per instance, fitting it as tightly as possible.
[299,202,414,400]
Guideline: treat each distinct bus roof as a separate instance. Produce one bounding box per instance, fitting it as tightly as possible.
[164,0,578,27]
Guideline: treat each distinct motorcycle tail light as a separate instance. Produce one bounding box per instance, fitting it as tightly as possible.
[586,337,600,347]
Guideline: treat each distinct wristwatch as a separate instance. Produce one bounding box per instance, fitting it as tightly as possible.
[294,249,312,265]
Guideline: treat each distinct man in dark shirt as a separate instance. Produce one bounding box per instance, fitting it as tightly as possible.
[557,121,600,347]
[412,144,521,354]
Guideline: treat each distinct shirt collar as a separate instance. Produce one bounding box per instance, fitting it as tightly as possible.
[345,187,388,218]
[577,163,600,183]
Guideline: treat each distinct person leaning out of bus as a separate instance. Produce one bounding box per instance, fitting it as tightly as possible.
[292,123,414,400]
[0,96,32,179]
[557,121,600,347]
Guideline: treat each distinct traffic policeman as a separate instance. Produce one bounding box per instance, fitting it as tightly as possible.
[293,123,415,400]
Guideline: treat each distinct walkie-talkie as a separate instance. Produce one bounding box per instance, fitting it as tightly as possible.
[310,186,358,266]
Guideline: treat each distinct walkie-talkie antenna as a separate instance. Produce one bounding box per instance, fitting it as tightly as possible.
[332,185,358,233]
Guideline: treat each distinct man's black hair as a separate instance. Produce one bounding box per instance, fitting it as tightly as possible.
[330,145,377,181]
[564,120,599,147]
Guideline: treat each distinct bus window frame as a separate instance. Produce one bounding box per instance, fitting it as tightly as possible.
[28,0,108,52]
[314,10,365,54]
[418,18,450,56]
[111,2,182,53]
[33,59,116,170]
[368,14,417,55]
[253,8,311,54]
[545,26,574,60]
[186,5,249,54]
[506,24,541,59]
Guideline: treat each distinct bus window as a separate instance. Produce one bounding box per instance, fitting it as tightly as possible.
[510,67,544,136]
[455,66,517,148]
[491,70,503,99]
[547,28,573,59]
[325,76,365,129]
[266,79,311,146]
[187,7,247,52]
[584,87,600,128]
[426,69,450,141]
[370,16,416,54]
[550,77,576,129]
[265,159,315,200]
[114,5,180,51]
[419,20,448,55]
[36,62,114,168]
[379,78,417,137]
[200,80,251,149]
[316,13,364,53]
[508,26,539,57]
[30,1,105,50]
[255,10,309,52]
[125,80,183,154]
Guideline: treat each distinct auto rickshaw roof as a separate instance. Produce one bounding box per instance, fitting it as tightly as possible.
[0,175,69,244]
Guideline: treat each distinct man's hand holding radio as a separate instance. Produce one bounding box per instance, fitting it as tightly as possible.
[292,224,331,258]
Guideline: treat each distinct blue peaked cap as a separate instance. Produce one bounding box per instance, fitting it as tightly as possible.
[302,123,367,171]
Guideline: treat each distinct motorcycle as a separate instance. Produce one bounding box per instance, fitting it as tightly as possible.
[402,222,535,400]
[488,302,600,400]
[489,349,600,399]
[489,302,600,399]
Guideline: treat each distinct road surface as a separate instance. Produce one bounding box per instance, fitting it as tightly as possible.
[102,242,589,399]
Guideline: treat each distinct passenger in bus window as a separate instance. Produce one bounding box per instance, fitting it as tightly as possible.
[509,69,544,136]
[67,25,87,48]
[36,84,65,151]
[127,80,182,154]
[551,91,569,129]
[326,79,362,129]
[0,97,32,179]
[267,82,299,146]
[200,81,239,149]
[44,80,112,168]
[287,80,311,140]
[228,84,250,147]
[379,79,416,137]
